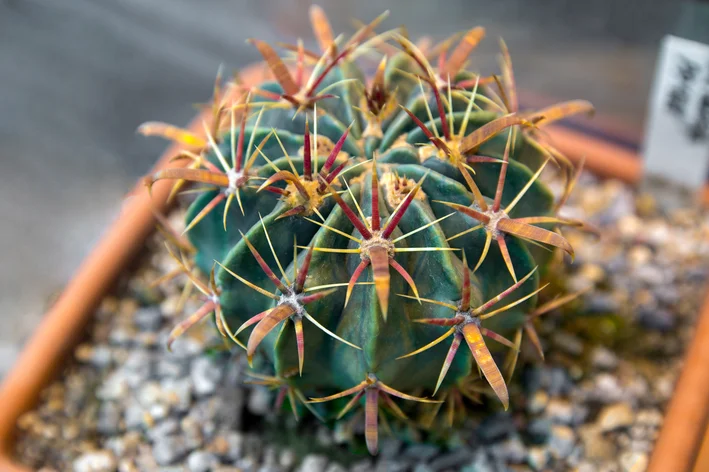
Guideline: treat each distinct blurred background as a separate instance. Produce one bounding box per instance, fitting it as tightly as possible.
[0,0,686,376]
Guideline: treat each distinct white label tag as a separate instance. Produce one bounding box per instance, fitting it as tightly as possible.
[642,35,709,189]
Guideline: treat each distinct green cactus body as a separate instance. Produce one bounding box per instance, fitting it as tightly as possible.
[144,6,592,455]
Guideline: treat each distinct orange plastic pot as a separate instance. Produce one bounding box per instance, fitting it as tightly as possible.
[0,65,707,471]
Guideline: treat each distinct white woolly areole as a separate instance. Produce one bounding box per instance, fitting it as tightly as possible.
[225,168,244,195]
[278,292,306,317]
[484,210,509,238]
[454,312,480,334]
[359,230,395,261]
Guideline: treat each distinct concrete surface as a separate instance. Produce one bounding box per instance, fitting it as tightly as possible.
[0,0,679,376]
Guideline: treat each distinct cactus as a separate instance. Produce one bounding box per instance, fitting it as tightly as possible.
[142,6,593,455]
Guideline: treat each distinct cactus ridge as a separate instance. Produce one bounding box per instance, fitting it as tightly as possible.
[142,6,593,454]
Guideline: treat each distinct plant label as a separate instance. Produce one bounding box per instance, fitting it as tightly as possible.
[642,35,709,189]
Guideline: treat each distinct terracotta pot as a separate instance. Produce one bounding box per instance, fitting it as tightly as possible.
[0,64,708,471]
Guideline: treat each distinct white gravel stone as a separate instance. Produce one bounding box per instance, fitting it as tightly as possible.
[187,450,218,472]
[73,450,117,472]
[191,357,222,396]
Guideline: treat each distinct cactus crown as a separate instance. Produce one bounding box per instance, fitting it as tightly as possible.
[142,6,593,455]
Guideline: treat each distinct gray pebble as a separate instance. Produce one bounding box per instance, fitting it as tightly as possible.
[105,437,128,459]
[429,447,474,471]
[244,433,264,461]
[403,443,440,462]
[585,293,621,314]
[124,401,146,431]
[223,431,245,461]
[124,349,152,372]
[573,404,590,426]
[137,382,163,407]
[687,265,709,283]
[89,345,113,368]
[591,373,625,402]
[156,358,188,378]
[552,332,584,356]
[324,464,347,472]
[219,380,245,431]
[526,418,552,444]
[97,372,129,401]
[149,403,169,421]
[546,367,573,396]
[349,459,373,472]
[181,416,205,450]
[170,335,203,358]
[147,418,180,441]
[248,386,273,416]
[190,357,223,396]
[636,265,666,286]
[191,397,223,426]
[261,446,278,468]
[279,448,297,470]
[133,307,163,331]
[604,254,627,274]
[636,408,663,427]
[212,467,244,472]
[316,425,334,447]
[73,450,117,472]
[567,444,585,467]
[548,425,576,459]
[109,432,141,459]
[654,285,680,305]
[597,189,634,224]
[378,437,402,459]
[161,377,193,413]
[298,454,328,472]
[375,459,408,472]
[477,413,515,442]
[96,402,122,435]
[412,465,435,472]
[152,434,189,466]
[590,346,619,370]
[333,421,354,445]
[490,435,527,463]
[258,466,285,472]
[235,456,259,472]
[637,307,675,332]
[109,327,134,346]
[523,367,543,393]
[124,351,153,382]
[460,450,494,472]
[187,450,218,472]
